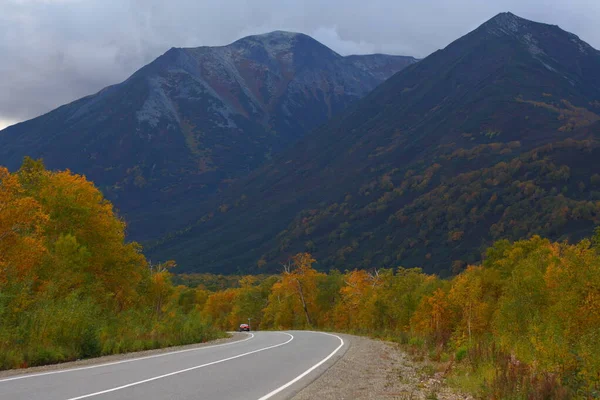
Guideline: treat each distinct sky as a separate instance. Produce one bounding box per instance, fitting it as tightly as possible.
[1,0,599,130]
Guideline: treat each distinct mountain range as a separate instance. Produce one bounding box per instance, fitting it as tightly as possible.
[146,12,600,274]
[3,12,600,275]
[0,31,416,239]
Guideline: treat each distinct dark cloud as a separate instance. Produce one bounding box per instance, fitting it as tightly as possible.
[1,0,599,129]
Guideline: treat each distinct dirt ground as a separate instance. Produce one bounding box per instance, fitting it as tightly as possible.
[292,334,473,400]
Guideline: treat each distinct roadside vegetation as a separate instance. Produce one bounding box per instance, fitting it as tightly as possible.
[0,159,223,370]
[3,158,599,398]
[199,239,600,398]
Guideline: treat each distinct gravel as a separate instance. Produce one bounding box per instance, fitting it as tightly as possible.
[0,332,247,379]
[292,334,473,400]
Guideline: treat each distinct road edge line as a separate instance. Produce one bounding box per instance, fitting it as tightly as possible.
[64,332,294,400]
[256,331,345,400]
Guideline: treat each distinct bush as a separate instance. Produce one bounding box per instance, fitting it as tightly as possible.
[79,326,102,359]
[0,349,24,370]
[26,347,66,367]
[408,337,424,347]
[455,346,468,362]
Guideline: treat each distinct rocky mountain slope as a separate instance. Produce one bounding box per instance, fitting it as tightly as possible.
[148,13,600,274]
[0,31,416,238]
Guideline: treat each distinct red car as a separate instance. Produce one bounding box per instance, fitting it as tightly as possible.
[239,324,250,332]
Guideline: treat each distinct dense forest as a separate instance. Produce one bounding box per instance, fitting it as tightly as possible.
[268,138,600,274]
[148,135,600,276]
[0,159,222,370]
[197,238,600,398]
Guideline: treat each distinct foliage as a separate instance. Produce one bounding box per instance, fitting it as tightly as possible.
[202,237,600,398]
[150,134,600,276]
[172,273,274,291]
[0,159,223,370]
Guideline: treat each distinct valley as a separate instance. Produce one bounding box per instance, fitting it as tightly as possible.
[2,8,600,399]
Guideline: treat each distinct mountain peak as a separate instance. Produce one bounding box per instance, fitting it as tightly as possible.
[232,30,310,53]
[248,30,305,40]
[482,12,536,36]
[0,28,416,245]
[491,11,525,24]
[483,12,598,63]
[148,13,600,274]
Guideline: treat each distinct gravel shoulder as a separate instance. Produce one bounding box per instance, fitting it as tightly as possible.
[292,334,472,400]
[0,332,248,379]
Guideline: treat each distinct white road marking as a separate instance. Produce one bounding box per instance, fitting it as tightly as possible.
[65,332,294,400]
[0,332,254,383]
[257,331,345,400]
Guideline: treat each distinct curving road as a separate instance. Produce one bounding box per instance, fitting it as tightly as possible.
[0,331,345,400]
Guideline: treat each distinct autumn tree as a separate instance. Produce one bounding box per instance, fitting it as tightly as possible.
[314,269,344,328]
[411,287,453,345]
[381,268,438,332]
[0,159,222,369]
[0,166,48,285]
[263,253,324,329]
[447,266,491,346]
[334,269,373,330]
[203,289,238,330]
[148,260,177,317]
[227,276,275,330]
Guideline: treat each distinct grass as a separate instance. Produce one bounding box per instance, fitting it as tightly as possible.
[446,361,494,396]
[0,311,227,371]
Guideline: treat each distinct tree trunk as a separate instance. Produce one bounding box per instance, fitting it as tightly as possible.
[296,279,312,326]
[467,303,472,345]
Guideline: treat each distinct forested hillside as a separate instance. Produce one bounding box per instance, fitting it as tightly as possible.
[149,13,600,275]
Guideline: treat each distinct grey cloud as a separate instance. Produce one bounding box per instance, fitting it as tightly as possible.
[1,0,599,127]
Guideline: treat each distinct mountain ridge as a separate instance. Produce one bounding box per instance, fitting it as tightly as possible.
[147,13,600,274]
[0,31,417,239]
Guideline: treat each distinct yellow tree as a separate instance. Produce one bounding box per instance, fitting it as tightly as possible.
[542,240,600,383]
[0,166,48,323]
[0,167,48,286]
[492,237,564,374]
[263,253,324,329]
[334,269,373,331]
[376,268,436,332]
[411,287,453,345]
[262,281,296,329]
[229,275,277,330]
[19,162,147,311]
[148,260,177,317]
[204,289,238,330]
[448,266,490,346]
[281,253,323,327]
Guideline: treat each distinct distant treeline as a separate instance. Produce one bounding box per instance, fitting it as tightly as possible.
[173,273,273,291]
[199,238,600,398]
[0,159,222,370]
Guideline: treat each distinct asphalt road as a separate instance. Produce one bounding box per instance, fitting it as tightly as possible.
[0,331,345,400]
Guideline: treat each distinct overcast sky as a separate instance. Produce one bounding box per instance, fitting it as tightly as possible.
[1,0,599,130]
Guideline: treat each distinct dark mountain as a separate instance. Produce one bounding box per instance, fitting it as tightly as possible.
[148,12,600,275]
[0,31,416,239]
[346,53,421,81]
